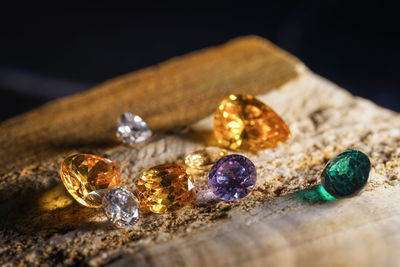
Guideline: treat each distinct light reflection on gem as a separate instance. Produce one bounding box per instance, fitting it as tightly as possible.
[38,184,74,211]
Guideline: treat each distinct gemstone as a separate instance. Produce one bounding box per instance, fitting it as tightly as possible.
[209,154,257,201]
[184,146,228,170]
[117,112,152,145]
[214,94,291,151]
[137,164,195,214]
[321,150,371,199]
[102,188,141,228]
[60,154,121,208]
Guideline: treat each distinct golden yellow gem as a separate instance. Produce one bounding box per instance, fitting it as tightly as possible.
[184,146,228,170]
[214,94,291,151]
[137,164,195,214]
[60,154,121,208]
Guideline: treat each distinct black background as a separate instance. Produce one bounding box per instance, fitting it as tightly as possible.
[1,1,399,121]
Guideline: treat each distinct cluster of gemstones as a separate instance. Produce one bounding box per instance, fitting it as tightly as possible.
[59,94,371,228]
[60,151,257,228]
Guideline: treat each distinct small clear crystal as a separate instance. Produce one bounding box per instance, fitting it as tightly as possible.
[102,188,141,228]
[116,113,152,145]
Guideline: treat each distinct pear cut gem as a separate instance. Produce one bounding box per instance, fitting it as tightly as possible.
[60,154,121,208]
[214,94,291,151]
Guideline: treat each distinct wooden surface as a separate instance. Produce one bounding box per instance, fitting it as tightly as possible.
[1,36,400,266]
[0,36,298,173]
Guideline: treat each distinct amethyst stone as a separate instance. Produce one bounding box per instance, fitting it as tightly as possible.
[209,154,257,201]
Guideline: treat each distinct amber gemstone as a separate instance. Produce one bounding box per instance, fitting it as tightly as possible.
[60,154,121,208]
[184,146,228,170]
[137,164,195,214]
[214,94,291,151]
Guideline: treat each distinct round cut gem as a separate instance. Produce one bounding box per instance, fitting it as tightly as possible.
[60,154,121,208]
[209,154,257,201]
[137,164,195,214]
[103,188,141,228]
[214,94,291,151]
[322,150,371,199]
[117,112,152,145]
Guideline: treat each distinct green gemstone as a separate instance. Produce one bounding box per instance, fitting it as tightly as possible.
[321,150,371,199]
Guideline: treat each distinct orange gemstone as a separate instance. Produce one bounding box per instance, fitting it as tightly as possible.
[184,147,228,170]
[214,94,291,151]
[137,164,195,214]
[60,154,121,208]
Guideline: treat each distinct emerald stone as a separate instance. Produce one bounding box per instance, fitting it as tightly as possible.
[321,150,371,199]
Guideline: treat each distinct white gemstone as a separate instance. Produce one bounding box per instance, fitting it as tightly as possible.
[102,188,141,228]
[116,113,152,145]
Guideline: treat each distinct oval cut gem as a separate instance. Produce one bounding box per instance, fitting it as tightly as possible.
[214,94,291,151]
[321,150,371,199]
[209,154,257,201]
[137,164,195,214]
[60,154,121,208]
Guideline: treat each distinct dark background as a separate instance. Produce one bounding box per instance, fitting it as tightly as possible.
[1,1,399,122]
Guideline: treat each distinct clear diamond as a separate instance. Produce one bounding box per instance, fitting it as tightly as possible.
[102,188,141,228]
[116,113,152,145]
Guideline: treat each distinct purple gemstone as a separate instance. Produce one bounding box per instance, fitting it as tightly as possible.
[209,154,257,201]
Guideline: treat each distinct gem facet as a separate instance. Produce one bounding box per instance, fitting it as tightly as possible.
[321,150,371,199]
[102,188,141,228]
[137,164,195,214]
[60,154,121,208]
[214,94,291,151]
[209,154,257,201]
[117,112,152,145]
[184,147,228,170]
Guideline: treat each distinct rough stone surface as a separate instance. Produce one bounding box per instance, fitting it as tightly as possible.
[1,38,400,266]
